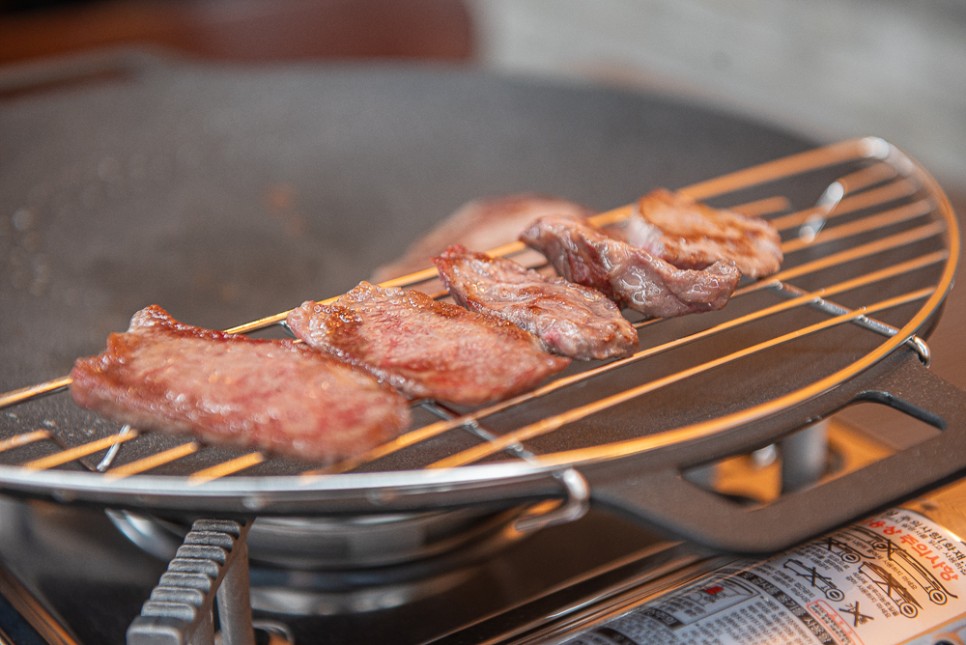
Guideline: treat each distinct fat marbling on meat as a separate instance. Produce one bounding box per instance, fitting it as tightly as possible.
[521,216,740,319]
[70,305,411,463]
[619,188,783,278]
[287,282,570,406]
[433,245,637,360]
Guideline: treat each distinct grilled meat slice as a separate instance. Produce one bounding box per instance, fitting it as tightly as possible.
[521,216,740,318]
[371,194,591,281]
[618,188,783,278]
[433,245,637,360]
[287,282,570,405]
[70,305,410,463]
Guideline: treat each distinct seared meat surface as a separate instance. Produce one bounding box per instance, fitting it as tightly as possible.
[521,216,740,318]
[433,245,637,360]
[70,305,411,463]
[619,189,782,278]
[371,194,591,281]
[287,282,570,405]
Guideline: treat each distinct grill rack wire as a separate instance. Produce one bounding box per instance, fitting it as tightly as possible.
[0,136,959,514]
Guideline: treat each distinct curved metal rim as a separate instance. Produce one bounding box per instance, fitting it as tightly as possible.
[541,136,959,468]
[0,137,958,508]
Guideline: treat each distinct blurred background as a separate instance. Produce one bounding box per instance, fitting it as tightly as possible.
[1,0,963,191]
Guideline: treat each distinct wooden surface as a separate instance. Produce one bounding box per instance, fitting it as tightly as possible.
[0,0,474,64]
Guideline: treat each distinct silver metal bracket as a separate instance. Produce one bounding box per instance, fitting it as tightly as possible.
[127,518,254,645]
[906,334,931,366]
[513,468,590,534]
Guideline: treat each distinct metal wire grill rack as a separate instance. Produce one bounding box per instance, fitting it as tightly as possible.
[0,137,959,519]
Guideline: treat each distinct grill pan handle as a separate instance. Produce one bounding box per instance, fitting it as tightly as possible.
[589,349,966,554]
